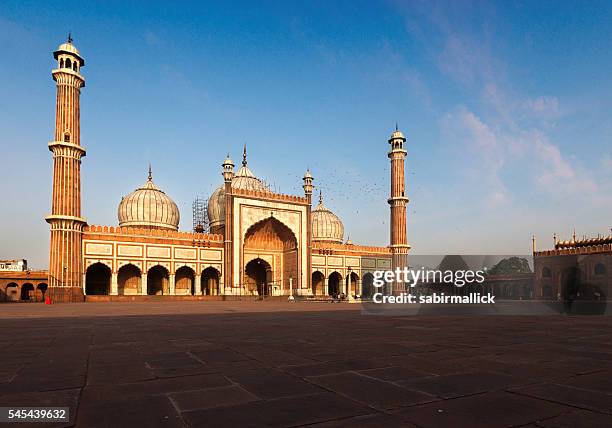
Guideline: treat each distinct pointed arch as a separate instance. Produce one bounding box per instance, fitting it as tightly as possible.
[245,258,272,296]
[148,265,169,295]
[312,271,324,296]
[362,273,375,299]
[175,265,195,295]
[5,283,18,302]
[328,271,342,297]
[86,263,111,295]
[20,283,34,301]
[243,216,299,293]
[118,263,141,295]
[201,267,220,295]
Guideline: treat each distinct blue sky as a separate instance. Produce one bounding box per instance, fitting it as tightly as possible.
[1,0,611,268]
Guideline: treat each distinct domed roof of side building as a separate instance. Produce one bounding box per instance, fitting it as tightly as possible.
[118,167,180,230]
[311,191,344,243]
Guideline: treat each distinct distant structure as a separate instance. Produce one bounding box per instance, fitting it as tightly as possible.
[0,259,48,302]
[192,196,209,233]
[533,231,611,301]
[0,259,27,271]
[14,38,414,302]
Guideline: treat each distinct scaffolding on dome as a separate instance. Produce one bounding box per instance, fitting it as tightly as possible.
[192,196,209,233]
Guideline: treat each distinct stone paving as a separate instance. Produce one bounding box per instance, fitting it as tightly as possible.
[0,301,611,427]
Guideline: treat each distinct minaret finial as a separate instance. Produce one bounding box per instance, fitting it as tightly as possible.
[148,163,152,181]
[319,190,323,204]
[572,228,576,241]
[395,122,398,131]
[242,144,247,167]
[67,32,73,44]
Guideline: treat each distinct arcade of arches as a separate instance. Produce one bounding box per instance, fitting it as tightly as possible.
[1,281,48,302]
[83,263,221,296]
[243,217,298,295]
[310,270,370,297]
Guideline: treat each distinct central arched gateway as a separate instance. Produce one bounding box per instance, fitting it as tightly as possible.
[245,258,272,296]
[243,217,298,296]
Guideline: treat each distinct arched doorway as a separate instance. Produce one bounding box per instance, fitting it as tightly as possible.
[36,283,48,302]
[348,272,359,297]
[245,258,272,296]
[5,283,18,302]
[20,283,34,301]
[312,271,324,295]
[118,264,141,295]
[201,267,220,295]
[243,217,298,294]
[362,273,374,299]
[175,266,195,295]
[328,272,342,297]
[85,263,111,295]
[148,265,169,295]
[560,266,580,301]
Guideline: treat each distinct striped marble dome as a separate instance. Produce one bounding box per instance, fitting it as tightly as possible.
[311,192,344,243]
[118,169,180,230]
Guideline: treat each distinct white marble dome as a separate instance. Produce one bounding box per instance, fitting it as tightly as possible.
[118,169,180,230]
[311,192,344,243]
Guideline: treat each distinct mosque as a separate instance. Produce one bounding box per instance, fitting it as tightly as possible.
[45,37,410,302]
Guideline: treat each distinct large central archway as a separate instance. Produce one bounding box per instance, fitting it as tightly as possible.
[243,217,298,295]
[245,258,272,296]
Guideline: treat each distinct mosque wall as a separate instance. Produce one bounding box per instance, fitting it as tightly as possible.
[81,226,224,295]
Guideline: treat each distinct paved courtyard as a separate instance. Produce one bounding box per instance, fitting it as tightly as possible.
[1,301,611,427]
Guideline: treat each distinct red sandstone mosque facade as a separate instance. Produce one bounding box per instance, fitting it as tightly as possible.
[42,38,411,302]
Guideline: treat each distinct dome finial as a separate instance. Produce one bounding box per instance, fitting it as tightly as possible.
[242,143,247,167]
[396,122,398,131]
[148,163,152,181]
[67,32,73,44]
[319,190,323,204]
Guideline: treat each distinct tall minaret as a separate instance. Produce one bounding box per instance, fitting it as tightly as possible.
[388,125,410,293]
[302,169,314,293]
[46,35,87,302]
[222,154,235,294]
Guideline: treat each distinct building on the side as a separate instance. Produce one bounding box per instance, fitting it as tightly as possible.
[533,232,611,301]
[0,259,49,302]
[0,270,48,302]
[0,259,28,271]
[2,37,411,302]
[413,255,535,300]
